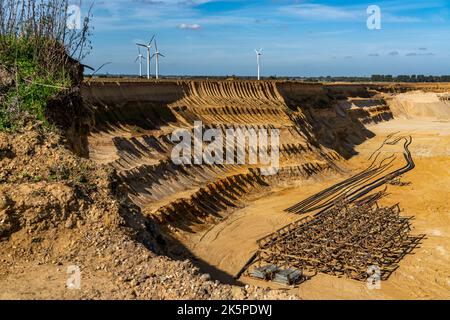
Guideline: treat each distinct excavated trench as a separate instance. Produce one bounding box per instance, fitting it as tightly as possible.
[77,80,449,284]
[81,81,390,227]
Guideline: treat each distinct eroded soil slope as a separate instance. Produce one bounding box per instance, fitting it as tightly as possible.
[2,80,448,299]
[82,81,391,242]
[0,125,298,299]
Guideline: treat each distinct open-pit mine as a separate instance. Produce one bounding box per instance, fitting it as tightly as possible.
[79,80,449,299]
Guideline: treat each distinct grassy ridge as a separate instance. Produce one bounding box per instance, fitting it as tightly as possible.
[0,0,92,132]
[0,37,72,131]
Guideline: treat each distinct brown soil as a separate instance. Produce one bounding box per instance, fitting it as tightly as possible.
[1,80,449,299]
[0,125,297,299]
[388,92,450,120]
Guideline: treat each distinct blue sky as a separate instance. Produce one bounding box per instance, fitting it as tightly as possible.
[78,0,450,76]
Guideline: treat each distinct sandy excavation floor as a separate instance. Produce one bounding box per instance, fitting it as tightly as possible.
[184,119,450,299]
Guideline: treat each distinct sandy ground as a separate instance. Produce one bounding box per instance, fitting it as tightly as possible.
[184,119,450,300]
[389,92,450,120]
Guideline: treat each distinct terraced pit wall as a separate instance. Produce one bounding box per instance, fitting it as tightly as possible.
[80,81,394,234]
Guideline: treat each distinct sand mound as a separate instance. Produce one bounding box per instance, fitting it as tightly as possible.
[388,91,450,120]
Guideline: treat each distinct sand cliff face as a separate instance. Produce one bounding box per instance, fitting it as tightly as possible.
[387,91,450,120]
[80,81,396,235]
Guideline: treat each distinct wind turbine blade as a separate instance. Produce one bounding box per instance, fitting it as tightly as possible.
[82,64,95,71]
[159,53,165,58]
[154,40,158,52]
[137,43,147,47]
[135,57,139,62]
[91,62,112,77]
[148,35,155,46]
[151,54,156,59]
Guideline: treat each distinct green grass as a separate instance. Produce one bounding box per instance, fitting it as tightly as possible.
[0,37,72,131]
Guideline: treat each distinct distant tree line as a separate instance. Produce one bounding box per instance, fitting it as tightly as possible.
[90,74,450,83]
[295,75,450,82]
[369,75,450,82]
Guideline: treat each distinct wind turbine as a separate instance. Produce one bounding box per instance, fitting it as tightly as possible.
[151,40,165,79]
[255,48,262,80]
[137,35,155,79]
[135,47,145,77]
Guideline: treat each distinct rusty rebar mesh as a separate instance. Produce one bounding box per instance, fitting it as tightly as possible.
[247,196,424,282]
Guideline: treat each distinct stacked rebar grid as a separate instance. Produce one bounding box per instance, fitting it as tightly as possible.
[246,197,423,282]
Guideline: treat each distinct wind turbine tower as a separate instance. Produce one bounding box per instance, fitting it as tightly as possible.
[151,39,165,79]
[137,35,155,79]
[255,48,262,80]
[135,47,145,77]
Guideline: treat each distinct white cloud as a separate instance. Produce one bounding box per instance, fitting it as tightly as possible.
[279,3,428,24]
[177,23,202,30]
[279,4,360,21]
[384,14,424,23]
